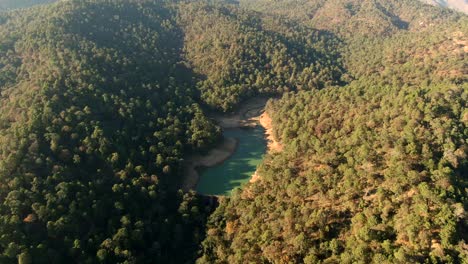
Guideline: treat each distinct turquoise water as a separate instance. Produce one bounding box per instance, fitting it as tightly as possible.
[196,126,266,196]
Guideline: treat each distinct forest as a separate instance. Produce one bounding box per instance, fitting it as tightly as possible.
[0,0,466,263]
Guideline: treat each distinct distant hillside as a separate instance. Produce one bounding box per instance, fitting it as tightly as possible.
[238,0,466,85]
[422,0,468,14]
[0,0,55,10]
[238,0,459,38]
[176,2,344,111]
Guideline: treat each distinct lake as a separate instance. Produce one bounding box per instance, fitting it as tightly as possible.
[196,126,267,196]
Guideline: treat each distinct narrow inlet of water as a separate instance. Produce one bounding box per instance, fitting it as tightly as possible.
[196,126,267,196]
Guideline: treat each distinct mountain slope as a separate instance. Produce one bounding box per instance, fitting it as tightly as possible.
[176,1,345,111]
[198,0,468,263]
[199,81,467,264]
[0,0,350,262]
[239,0,460,37]
[238,0,467,84]
[0,1,219,262]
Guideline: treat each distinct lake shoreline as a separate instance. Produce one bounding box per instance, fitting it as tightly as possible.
[181,97,281,191]
[250,111,282,183]
[181,137,239,191]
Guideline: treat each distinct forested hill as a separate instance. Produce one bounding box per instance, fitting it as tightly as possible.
[238,0,467,85]
[0,0,345,262]
[0,0,466,263]
[0,1,222,262]
[200,82,468,263]
[177,1,344,111]
[239,0,458,37]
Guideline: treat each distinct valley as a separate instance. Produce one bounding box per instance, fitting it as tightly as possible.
[196,126,266,196]
[0,0,465,263]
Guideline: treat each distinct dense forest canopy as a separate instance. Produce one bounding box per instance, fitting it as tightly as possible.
[238,0,459,36]
[176,1,344,111]
[0,1,221,262]
[0,0,465,263]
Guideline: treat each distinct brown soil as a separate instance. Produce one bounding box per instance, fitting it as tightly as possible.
[209,97,268,128]
[258,111,283,153]
[250,111,282,183]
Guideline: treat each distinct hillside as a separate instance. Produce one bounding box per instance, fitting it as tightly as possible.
[176,1,344,111]
[199,82,467,263]
[238,0,460,37]
[238,0,467,85]
[0,1,220,262]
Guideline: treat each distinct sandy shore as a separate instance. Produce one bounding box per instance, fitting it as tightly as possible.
[258,111,282,153]
[182,97,282,190]
[209,97,268,128]
[250,111,283,183]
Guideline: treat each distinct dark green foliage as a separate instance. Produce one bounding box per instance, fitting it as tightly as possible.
[0,0,219,263]
[176,1,345,111]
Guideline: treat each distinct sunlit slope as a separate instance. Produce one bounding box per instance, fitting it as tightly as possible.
[199,81,468,264]
[239,0,460,37]
[198,0,468,263]
[239,0,467,85]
